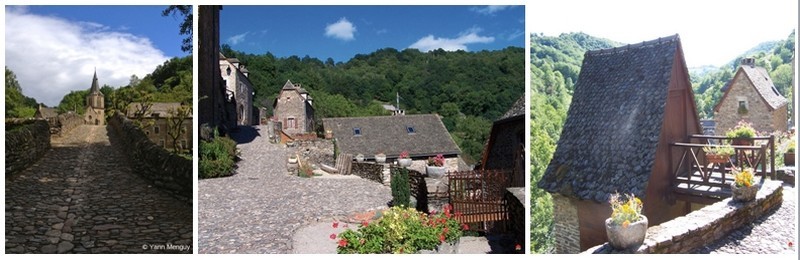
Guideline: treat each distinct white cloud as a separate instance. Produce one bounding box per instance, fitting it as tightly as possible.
[227,32,249,45]
[471,5,514,15]
[408,28,495,52]
[5,8,168,107]
[324,17,356,41]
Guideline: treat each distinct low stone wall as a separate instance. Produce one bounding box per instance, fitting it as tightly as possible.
[351,162,384,184]
[50,112,83,136]
[108,114,192,203]
[291,139,334,166]
[5,119,51,176]
[586,180,784,254]
[505,187,526,251]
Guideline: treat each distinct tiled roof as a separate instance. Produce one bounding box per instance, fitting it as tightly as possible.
[89,71,102,95]
[126,102,188,118]
[739,65,788,110]
[497,95,525,122]
[36,107,58,119]
[538,35,682,202]
[322,114,461,159]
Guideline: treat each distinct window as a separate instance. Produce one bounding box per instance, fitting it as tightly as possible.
[738,99,748,115]
[406,126,416,134]
[154,126,160,134]
[287,117,296,129]
[353,127,362,136]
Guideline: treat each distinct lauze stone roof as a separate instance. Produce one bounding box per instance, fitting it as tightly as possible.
[497,95,525,123]
[538,35,682,202]
[724,65,787,111]
[323,114,461,159]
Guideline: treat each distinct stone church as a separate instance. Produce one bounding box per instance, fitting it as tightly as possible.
[84,71,105,125]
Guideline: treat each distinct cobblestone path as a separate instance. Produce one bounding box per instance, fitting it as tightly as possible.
[5,125,192,254]
[199,126,391,253]
[695,183,797,254]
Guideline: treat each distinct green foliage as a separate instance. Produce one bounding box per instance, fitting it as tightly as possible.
[336,206,463,254]
[703,144,735,157]
[199,134,238,179]
[162,5,192,52]
[57,90,89,115]
[5,67,39,118]
[390,168,411,208]
[608,193,643,226]
[725,121,757,139]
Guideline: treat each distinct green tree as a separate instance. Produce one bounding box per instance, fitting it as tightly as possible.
[162,5,192,52]
[5,67,38,118]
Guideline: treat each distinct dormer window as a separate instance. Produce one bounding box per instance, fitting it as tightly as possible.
[353,127,362,136]
[406,126,416,134]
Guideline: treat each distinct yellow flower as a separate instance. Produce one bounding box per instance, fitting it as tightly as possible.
[622,220,630,228]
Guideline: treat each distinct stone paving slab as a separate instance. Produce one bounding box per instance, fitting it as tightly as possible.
[198,126,392,254]
[5,125,192,254]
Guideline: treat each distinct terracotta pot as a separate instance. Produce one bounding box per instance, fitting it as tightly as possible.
[784,152,795,166]
[426,166,446,178]
[605,216,648,251]
[705,154,729,164]
[732,138,753,146]
[398,158,412,167]
[730,183,759,202]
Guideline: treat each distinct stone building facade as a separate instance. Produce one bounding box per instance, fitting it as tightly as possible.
[552,194,580,253]
[198,6,234,136]
[219,53,254,126]
[482,96,525,187]
[84,71,105,125]
[273,80,315,136]
[713,58,789,134]
[127,102,193,151]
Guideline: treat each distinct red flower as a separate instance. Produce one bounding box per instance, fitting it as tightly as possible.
[790,241,794,247]
[361,220,369,227]
[329,233,336,240]
[439,234,445,242]
[462,224,469,231]
[430,209,437,215]
[338,239,348,247]
[515,244,522,251]
[455,211,462,218]
[443,227,449,234]
[332,221,339,229]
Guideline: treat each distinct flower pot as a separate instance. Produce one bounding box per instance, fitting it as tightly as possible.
[732,138,753,146]
[324,130,333,139]
[605,216,648,251]
[288,156,298,164]
[784,152,795,166]
[705,154,728,164]
[730,183,759,202]
[398,158,412,167]
[375,154,386,163]
[426,166,446,178]
[355,154,365,163]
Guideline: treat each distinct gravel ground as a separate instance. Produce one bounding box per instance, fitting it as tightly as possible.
[198,126,392,254]
[694,183,797,254]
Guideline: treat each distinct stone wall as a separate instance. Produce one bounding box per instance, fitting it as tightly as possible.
[552,194,581,253]
[586,180,784,254]
[505,187,526,250]
[50,112,83,137]
[108,114,192,203]
[714,71,787,134]
[6,119,51,176]
[290,139,334,167]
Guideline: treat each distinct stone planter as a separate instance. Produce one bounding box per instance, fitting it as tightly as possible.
[418,239,460,254]
[288,156,298,164]
[730,183,759,202]
[398,158,412,168]
[605,216,648,251]
[355,154,365,163]
[784,152,795,166]
[324,130,333,139]
[375,153,386,163]
[426,166,446,179]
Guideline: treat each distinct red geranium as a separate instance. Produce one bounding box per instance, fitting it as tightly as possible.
[329,233,336,240]
[338,239,348,247]
[332,221,339,228]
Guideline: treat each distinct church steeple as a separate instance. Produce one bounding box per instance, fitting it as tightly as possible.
[89,69,102,95]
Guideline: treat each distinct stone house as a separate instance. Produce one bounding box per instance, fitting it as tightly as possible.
[220,53,255,126]
[34,104,58,120]
[322,114,465,173]
[127,102,193,151]
[84,71,105,125]
[198,6,235,136]
[713,58,789,134]
[273,80,315,136]
[538,35,703,253]
[481,96,525,187]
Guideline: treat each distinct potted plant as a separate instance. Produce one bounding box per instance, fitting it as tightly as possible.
[375,152,387,163]
[725,121,756,146]
[703,143,735,164]
[731,167,758,202]
[288,154,298,164]
[426,154,446,178]
[398,151,412,167]
[605,193,647,251]
[355,153,365,163]
[784,140,795,166]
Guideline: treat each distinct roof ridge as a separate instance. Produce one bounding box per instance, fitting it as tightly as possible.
[322,114,437,121]
[586,34,679,57]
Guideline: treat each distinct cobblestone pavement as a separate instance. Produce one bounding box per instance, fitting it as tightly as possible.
[199,126,392,254]
[695,183,797,254]
[5,125,192,254]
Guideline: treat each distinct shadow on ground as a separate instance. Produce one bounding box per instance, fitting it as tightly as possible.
[229,126,261,144]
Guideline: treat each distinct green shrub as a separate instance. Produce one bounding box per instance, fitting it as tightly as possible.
[391,168,411,208]
[725,121,756,139]
[199,135,237,179]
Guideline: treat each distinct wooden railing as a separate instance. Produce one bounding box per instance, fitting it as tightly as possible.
[447,170,511,224]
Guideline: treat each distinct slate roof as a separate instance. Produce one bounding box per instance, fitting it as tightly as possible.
[35,107,58,119]
[126,102,188,118]
[89,71,102,95]
[538,35,683,202]
[322,114,461,159]
[715,65,787,111]
[497,95,525,123]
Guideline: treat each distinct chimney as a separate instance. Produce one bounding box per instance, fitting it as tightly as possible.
[741,57,756,67]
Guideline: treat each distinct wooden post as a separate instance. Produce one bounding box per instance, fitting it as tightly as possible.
[770,135,776,179]
[761,144,768,180]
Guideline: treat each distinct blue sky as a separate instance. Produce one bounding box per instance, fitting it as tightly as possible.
[220,5,524,63]
[5,5,187,106]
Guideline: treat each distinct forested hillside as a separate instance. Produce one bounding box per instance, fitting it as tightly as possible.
[529,32,621,253]
[221,46,525,163]
[5,67,39,118]
[692,31,795,119]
